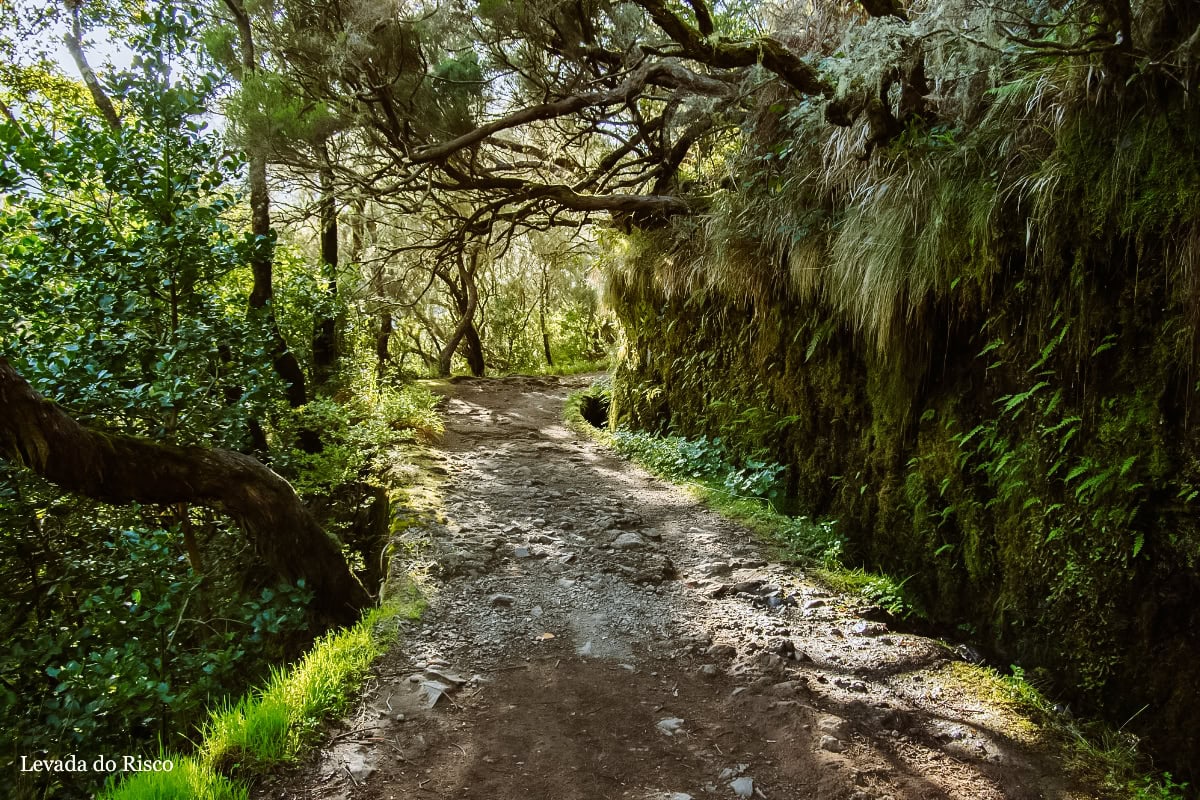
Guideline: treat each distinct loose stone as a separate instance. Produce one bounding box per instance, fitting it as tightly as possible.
[729,777,754,798]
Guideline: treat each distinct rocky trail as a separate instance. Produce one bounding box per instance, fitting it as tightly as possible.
[261,376,1096,800]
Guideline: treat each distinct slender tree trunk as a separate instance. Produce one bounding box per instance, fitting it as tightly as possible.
[63,1,120,131]
[224,0,319,452]
[312,144,339,389]
[436,250,482,377]
[350,200,392,379]
[539,264,553,367]
[462,256,485,376]
[0,359,370,626]
[246,134,309,411]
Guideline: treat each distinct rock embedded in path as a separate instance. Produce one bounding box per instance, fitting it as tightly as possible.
[752,652,788,673]
[632,555,677,585]
[489,593,517,607]
[851,620,890,637]
[818,715,852,739]
[770,638,796,659]
[706,643,738,659]
[819,735,846,753]
[729,777,754,798]
[417,680,453,708]
[770,680,804,697]
[697,561,733,577]
[612,531,647,550]
[342,749,376,783]
[656,717,685,736]
[423,668,468,686]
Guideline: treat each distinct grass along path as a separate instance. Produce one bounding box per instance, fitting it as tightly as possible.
[99,592,424,800]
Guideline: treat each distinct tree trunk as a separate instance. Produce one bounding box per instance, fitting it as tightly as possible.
[312,148,339,389]
[63,2,120,131]
[436,249,482,377]
[248,153,318,450]
[465,321,486,377]
[539,264,553,367]
[0,359,370,627]
[354,205,393,380]
[224,0,318,452]
[376,312,394,379]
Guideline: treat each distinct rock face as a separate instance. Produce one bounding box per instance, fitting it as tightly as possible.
[608,206,1200,778]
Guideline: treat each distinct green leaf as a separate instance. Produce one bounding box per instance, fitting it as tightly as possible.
[978,338,1003,357]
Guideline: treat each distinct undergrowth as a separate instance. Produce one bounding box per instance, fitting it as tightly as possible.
[98,590,425,800]
[274,381,444,495]
[952,662,1188,799]
[497,357,610,377]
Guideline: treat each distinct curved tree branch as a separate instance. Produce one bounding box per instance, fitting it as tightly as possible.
[410,60,731,165]
[630,0,831,96]
[0,359,371,626]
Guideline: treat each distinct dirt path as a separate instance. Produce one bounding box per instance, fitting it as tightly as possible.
[264,376,1095,800]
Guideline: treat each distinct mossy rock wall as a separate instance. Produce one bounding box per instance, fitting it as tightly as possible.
[608,190,1200,781]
